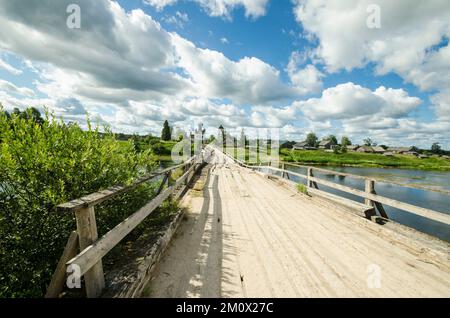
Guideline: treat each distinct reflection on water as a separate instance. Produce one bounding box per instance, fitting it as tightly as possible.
[277,165,450,242]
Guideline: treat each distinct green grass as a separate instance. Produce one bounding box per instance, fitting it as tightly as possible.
[296,183,308,194]
[281,149,450,171]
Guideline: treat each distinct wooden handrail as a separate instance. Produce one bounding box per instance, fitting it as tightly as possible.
[57,156,198,213]
[307,175,450,225]
[220,148,450,226]
[283,161,450,195]
[48,149,213,298]
[66,156,205,277]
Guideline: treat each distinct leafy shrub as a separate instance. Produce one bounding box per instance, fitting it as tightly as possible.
[296,183,308,195]
[0,108,157,297]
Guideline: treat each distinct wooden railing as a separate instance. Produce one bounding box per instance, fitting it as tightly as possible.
[221,149,450,227]
[46,149,213,298]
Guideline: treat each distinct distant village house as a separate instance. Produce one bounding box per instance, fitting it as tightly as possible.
[319,139,337,150]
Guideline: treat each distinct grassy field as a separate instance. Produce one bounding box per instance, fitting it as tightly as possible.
[225,147,450,171]
[281,149,450,171]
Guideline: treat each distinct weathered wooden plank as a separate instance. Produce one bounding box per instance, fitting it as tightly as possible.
[264,166,307,180]
[309,176,450,225]
[67,186,175,277]
[308,188,376,219]
[45,231,79,298]
[58,156,198,213]
[74,206,105,298]
[283,161,450,195]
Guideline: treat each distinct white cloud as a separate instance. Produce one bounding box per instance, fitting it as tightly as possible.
[163,11,189,28]
[0,79,34,97]
[143,0,178,11]
[287,51,324,94]
[0,57,22,75]
[430,89,450,121]
[145,0,270,19]
[0,0,185,96]
[172,34,295,104]
[298,82,421,121]
[176,11,189,22]
[293,0,450,119]
[220,37,229,44]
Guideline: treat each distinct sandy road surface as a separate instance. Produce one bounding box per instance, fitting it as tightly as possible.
[144,150,450,297]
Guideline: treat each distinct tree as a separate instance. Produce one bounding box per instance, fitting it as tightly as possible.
[305,132,318,147]
[161,120,171,141]
[431,142,441,154]
[9,107,44,125]
[341,136,351,147]
[363,138,376,146]
[326,135,338,144]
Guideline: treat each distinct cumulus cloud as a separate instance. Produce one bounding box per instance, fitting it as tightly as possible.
[145,0,270,19]
[172,34,296,104]
[287,51,324,94]
[0,79,35,97]
[293,0,450,119]
[0,0,187,97]
[298,82,421,121]
[0,57,22,75]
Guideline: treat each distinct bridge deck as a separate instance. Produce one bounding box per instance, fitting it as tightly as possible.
[143,152,450,297]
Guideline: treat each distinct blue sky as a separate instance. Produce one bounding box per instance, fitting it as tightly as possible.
[0,0,449,148]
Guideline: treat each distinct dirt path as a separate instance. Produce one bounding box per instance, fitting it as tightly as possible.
[143,150,450,298]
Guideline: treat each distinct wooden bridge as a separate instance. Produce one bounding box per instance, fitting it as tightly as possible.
[46,146,450,298]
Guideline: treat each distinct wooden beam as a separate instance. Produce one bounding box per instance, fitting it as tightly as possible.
[45,231,79,298]
[282,161,450,195]
[309,176,450,225]
[155,173,169,195]
[67,186,175,277]
[75,206,105,298]
[58,156,198,213]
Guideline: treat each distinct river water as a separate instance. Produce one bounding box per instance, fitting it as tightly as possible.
[276,165,450,242]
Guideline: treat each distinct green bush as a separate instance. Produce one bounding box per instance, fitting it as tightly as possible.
[0,108,158,297]
[296,183,308,195]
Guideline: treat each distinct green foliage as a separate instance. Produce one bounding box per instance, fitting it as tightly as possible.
[325,135,338,145]
[281,149,450,171]
[333,145,341,154]
[363,138,376,146]
[161,120,171,141]
[305,132,318,147]
[341,136,351,147]
[0,108,157,297]
[296,183,308,194]
[431,142,441,154]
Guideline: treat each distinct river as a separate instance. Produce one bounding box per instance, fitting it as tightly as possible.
[278,165,450,242]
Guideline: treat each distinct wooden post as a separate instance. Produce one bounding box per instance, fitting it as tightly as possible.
[307,168,318,189]
[45,231,79,298]
[307,167,312,188]
[281,163,285,178]
[75,206,105,298]
[372,184,389,219]
[365,179,375,207]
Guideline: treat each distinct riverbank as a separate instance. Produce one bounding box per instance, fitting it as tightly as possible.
[280,149,450,171]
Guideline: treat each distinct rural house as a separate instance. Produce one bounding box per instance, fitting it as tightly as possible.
[387,146,417,154]
[319,139,336,149]
[372,146,386,154]
[356,145,374,153]
[293,141,308,150]
[346,145,359,151]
